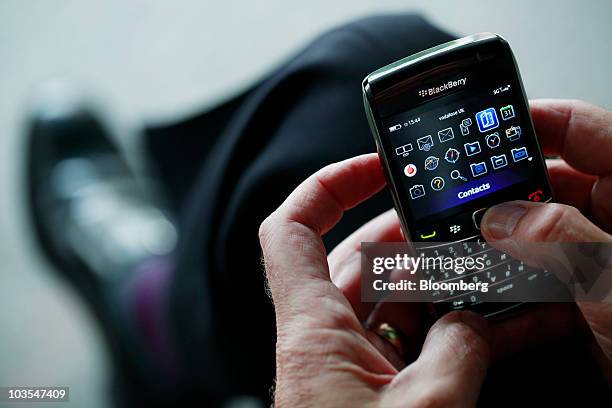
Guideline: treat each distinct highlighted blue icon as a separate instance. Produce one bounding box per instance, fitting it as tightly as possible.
[476,107,499,132]
[470,161,488,177]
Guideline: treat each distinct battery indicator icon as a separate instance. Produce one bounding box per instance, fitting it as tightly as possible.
[389,123,402,132]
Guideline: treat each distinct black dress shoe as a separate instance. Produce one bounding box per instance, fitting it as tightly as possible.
[26,83,180,405]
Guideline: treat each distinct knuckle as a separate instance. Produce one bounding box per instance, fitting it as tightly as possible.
[546,202,577,219]
[442,322,490,367]
[258,214,282,286]
[258,214,277,249]
[317,297,362,332]
[412,391,453,408]
[446,321,484,347]
[533,203,578,241]
[568,98,594,112]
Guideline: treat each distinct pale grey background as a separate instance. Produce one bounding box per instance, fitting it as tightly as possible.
[0,1,610,407]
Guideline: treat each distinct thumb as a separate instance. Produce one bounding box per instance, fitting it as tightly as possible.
[481,201,612,361]
[480,201,612,276]
[480,200,610,243]
[383,311,490,407]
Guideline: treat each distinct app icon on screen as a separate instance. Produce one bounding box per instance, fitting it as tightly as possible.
[417,135,434,151]
[470,161,488,177]
[485,132,501,148]
[431,176,445,191]
[438,127,455,143]
[500,105,515,120]
[395,143,413,156]
[464,141,481,156]
[460,118,472,136]
[490,154,508,170]
[511,147,528,162]
[404,164,417,177]
[424,156,439,171]
[444,148,460,163]
[451,169,468,182]
[476,107,499,132]
[505,125,522,141]
[410,184,426,199]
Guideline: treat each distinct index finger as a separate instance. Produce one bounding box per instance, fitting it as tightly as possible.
[259,153,385,314]
[530,99,612,175]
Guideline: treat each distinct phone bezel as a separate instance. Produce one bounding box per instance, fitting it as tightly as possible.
[363,33,553,243]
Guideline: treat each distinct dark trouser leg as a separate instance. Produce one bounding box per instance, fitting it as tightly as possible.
[155,14,455,403]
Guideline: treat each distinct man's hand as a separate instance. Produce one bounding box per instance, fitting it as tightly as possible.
[325,100,611,366]
[480,100,612,368]
[260,155,490,407]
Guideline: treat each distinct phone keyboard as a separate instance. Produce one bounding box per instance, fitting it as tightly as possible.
[415,235,558,317]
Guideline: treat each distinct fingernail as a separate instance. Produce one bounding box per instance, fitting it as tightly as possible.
[482,202,528,240]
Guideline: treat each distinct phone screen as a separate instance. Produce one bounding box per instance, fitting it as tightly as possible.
[366,37,552,242]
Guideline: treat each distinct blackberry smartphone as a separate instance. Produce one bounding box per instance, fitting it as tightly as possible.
[362,33,554,318]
